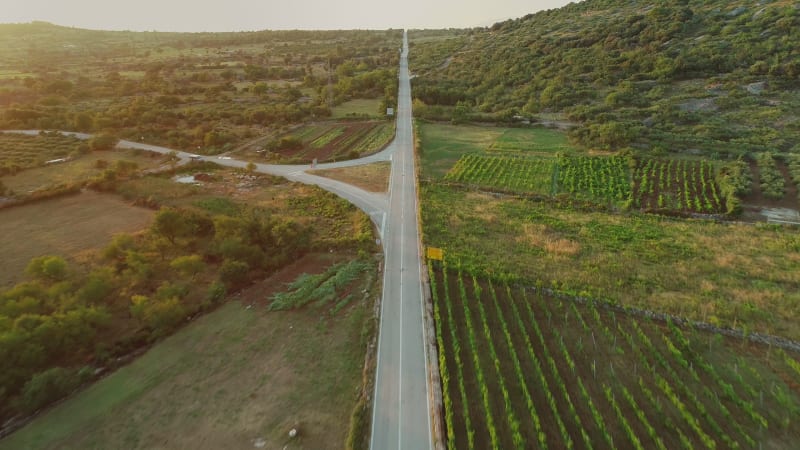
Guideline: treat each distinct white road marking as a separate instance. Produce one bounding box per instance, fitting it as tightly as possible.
[398,154,405,450]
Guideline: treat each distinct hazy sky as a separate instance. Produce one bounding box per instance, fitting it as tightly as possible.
[2,0,574,31]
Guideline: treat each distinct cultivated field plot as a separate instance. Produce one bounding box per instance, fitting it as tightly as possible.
[275,121,393,163]
[443,153,730,213]
[0,133,85,173]
[486,128,574,156]
[444,154,631,206]
[431,266,800,450]
[631,158,725,214]
[556,155,631,205]
[444,154,556,195]
[0,191,154,287]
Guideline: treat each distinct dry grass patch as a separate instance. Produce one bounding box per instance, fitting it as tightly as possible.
[518,223,580,257]
[309,162,391,193]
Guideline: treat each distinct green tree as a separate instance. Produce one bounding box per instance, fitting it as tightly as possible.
[169,255,206,279]
[219,259,250,289]
[153,208,189,245]
[102,233,135,262]
[15,367,86,414]
[75,268,115,305]
[26,256,68,282]
[130,295,185,334]
[146,297,186,333]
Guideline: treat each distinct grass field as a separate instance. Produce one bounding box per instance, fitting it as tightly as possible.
[331,98,383,119]
[310,162,391,193]
[0,191,154,287]
[431,266,800,450]
[0,254,376,450]
[417,122,578,179]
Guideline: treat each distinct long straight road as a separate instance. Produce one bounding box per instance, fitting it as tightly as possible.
[369,31,432,450]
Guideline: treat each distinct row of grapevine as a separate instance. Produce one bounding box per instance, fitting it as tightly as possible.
[456,271,500,448]
[756,152,785,200]
[509,286,595,448]
[631,158,724,213]
[556,155,631,204]
[444,154,555,194]
[470,277,524,447]
[487,281,548,448]
[439,266,475,449]
[517,289,601,448]
[428,264,457,450]
[787,154,800,200]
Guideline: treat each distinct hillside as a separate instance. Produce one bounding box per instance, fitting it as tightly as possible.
[409,0,799,158]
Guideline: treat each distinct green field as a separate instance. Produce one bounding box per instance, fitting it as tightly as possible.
[331,98,384,119]
[444,154,556,195]
[432,266,800,450]
[0,255,375,449]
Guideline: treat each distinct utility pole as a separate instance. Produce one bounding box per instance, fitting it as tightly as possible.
[327,57,334,109]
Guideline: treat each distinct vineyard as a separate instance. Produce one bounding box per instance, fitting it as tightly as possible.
[430,264,800,450]
[444,154,556,195]
[631,158,726,214]
[557,155,631,205]
[444,153,731,213]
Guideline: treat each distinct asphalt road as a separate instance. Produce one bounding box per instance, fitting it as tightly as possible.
[368,31,433,450]
[4,30,433,449]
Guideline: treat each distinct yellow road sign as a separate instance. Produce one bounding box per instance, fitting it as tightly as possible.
[426,247,444,261]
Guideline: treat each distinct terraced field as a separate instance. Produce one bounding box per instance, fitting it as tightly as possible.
[273,121,394,162]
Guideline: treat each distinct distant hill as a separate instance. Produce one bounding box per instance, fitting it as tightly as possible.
[410,0,800,158]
